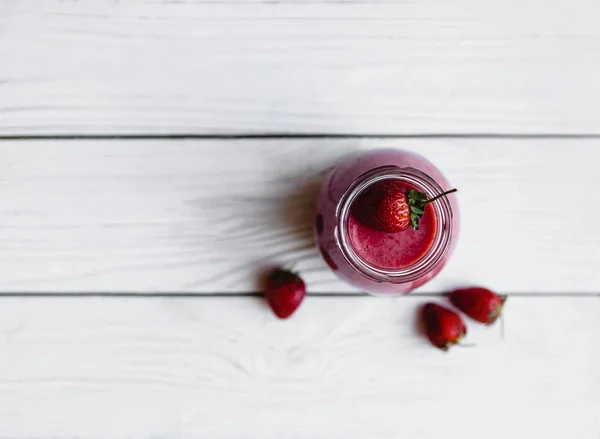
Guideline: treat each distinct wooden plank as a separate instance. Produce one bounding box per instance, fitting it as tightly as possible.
[0,296,597,438]
[1,0,599,135]
[0,139,598,293]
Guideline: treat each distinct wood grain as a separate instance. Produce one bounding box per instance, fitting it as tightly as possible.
[0,139,598,293]
[1,0,599,135]
[0,296,597,438]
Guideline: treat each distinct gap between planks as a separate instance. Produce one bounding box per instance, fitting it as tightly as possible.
[0,292,597,298]
[2,133,600,141]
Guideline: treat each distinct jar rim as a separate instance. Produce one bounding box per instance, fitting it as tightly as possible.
[335,166,454,284]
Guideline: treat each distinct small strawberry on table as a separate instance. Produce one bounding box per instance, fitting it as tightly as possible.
[449,287,507,325]
[422,303,467,352]
[265,269,306,319]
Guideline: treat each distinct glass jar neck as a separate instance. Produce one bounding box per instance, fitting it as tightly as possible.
[335,166,454,284]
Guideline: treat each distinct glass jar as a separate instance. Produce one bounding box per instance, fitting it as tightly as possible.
[315,149,459,295]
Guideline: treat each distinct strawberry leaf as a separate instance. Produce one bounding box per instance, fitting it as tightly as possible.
[406,188,457,231]
[407,188,429,230]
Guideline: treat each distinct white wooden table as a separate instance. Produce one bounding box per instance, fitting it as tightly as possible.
[1,1,600,437]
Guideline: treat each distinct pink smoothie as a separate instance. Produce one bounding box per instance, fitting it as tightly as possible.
[314,148,459,295]
[348,183,437,269]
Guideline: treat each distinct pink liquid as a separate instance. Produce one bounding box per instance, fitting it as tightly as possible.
[348,185,437,269]
[315,149,459,295]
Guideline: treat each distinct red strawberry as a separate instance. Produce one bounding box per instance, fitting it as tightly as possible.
[449,287,507,325]
[353,181,411,232]
[422,303,467,351]
[265,269,306,319]
[353,181,457,232]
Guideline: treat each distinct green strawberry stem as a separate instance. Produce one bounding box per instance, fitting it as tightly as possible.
[425,188,458,205]
[407,188,457,230]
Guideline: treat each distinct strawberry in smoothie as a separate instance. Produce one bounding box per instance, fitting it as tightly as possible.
[350,181,455,270]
